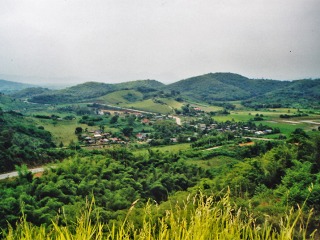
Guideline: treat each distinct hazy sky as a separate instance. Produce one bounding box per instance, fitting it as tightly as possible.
[0,0,319,85]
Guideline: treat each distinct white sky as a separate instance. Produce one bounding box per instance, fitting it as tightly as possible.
[0,0,319,85]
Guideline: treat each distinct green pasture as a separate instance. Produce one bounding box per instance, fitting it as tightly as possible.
[195,105,223,112]
[133,143,191,156]
[31,117,87,146]
[184,101,224,112]
[161,98,184,109]
[98,90,144,105]
[123,99,174,114]
[186,155,238,170]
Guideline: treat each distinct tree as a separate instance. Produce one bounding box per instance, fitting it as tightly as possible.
[75,127,83,135]
[15,164,33,183]
[110,115,119,124]
[122,127,133,137]
[127,115,136,126]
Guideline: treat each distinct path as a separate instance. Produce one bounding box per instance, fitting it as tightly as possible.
[202,146,222,151]
[95,103,182,126]
[0,167,44,180]
[243,137,280,141]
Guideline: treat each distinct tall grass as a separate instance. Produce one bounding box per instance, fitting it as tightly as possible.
[3,191,316,240]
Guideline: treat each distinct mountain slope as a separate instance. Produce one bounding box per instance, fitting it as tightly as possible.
[243,78,320,108]
[0,110,55,173]
[164,73,289,102]
[0,79,35,94]
[10,87,52,99]
[29,82,117,104]
[117,79,165,90]
[9,73,320,108]
[28,80,164,104]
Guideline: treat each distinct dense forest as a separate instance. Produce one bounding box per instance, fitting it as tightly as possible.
[0,108,69,173]
[1,129,320,237]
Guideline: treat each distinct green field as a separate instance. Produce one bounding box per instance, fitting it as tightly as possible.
[186,155,238,170]
[31,117,87,146]
[161,98,184,109]
[133,143,191,156]
[98,90,144,105]
[123,99,174,114]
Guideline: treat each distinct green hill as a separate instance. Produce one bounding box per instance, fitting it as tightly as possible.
[117,79,165,90]
[11,73,320,108]
[164,72,290,102]
[29,82,117,104]
[243,78,320,108]
[28,80,164,104]
[9,87,52,99]
[97,89,144,104]
[0,79,35,94]
[0,109,56,173]
[165,73,249,101]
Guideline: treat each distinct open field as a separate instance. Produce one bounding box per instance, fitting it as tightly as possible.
[98,90,144,105]
[186,155,239,170]
[211,108,320,136]
[31,117,87,145]
[133,143,191,156]
[161,98,184,109]
[123,99,174,114]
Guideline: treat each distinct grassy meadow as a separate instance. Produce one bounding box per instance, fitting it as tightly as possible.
[133,143,191,156]
[211,108,320,137]
[4,191,315,240]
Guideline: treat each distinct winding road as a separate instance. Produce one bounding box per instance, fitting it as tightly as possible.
[0,167,44,180]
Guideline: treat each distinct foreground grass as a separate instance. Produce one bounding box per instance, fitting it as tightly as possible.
[3,191,316,240]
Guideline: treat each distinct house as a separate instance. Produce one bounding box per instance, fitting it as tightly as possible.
[94,134,102,139]
[170,138,178,143]
[199,124,206,130]
[264,129,273,134]
[136,133,148,140]
[141,118,150,124]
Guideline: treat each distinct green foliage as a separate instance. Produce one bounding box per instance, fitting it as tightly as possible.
[0,111,56,173]
[0,148,206,229]
[0,79,34,94]
[29,80,164,104]
[3,191,316,240]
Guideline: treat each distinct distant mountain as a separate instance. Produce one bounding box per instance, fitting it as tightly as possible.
[117,79,165,90]
[9,73,320,108]
[164,73,290,102]
[28,79,164,104]
[0,79,35,94]
[243,78,320,108]
[10,87,52,99]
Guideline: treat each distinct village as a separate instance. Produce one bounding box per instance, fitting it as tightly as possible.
[77,105,277,147]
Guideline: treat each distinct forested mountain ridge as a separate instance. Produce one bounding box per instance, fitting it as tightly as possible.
[0,109,57,173]
[9,87,52,99]
[0,79,35,94]
[243,78,320,108]
[5,73,320,107]
[164,72,292,102]
[27,80,164,104]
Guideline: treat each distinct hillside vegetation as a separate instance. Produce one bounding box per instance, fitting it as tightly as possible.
[7,72,317,109]
[1,72,320,239]
[0,109,57,172]
[28,80,164,104]
[0,80,35,94]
